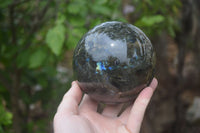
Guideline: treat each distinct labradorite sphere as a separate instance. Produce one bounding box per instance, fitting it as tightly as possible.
[73,21,155,104]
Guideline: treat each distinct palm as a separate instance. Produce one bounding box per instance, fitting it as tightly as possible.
[77,96,132,133]
[54,78,158,133]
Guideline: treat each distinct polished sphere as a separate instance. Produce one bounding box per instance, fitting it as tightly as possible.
[73,21,155,104]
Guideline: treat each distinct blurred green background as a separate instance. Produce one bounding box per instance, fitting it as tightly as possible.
[0,0,200,133]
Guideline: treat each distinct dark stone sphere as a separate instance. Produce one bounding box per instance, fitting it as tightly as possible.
[73,21,155,104]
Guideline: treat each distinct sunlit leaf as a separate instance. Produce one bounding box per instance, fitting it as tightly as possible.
[56,14,66,25]
[135,15,165,27]
[29,49,46,69]
[45,24,65,56]
[0,104,12,125]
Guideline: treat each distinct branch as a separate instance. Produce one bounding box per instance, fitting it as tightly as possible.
[22,0,54,49]
[9,5,17,45]
[9,0,32,45]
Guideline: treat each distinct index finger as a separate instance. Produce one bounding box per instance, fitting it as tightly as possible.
[126,78,158,133]
[56,81,83,116]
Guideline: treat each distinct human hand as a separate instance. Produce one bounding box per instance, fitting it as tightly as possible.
[54,78,158,133]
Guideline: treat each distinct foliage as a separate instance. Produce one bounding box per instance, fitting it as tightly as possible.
[0,0,183,132]
[60,0,125,49]
[46,15,66,56]
[0,84,12,132]
[0,102,12,133]
[0,105,12,125]
[0,0,124,132]
[132,0,182,37]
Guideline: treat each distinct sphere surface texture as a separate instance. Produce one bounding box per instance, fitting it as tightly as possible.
[73,21,155,104]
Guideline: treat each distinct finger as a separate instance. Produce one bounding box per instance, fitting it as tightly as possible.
[119,78,158,123]
[118,105,132,124]
[56,81,83,116]
[126,78,158,133]
[79,95,97,112]
[149,78,158,89]
[103,78,158,118]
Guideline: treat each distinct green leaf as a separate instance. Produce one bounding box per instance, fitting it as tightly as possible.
[95,0,108,5]
[135,15,165,27]
[0,0,13,8]
[29,49,46,69]
[16,49,31,68]
[56,14,66,25]
[69,17,85,27]
[0,104,12,125]
[67,2,85,14]
[91,5,111,16]
[66,33,77,49]
[45,24,66,56]
[66,27,87,49]
[168,26,175,37]
[67,3,79,14]
[90,18,102,28]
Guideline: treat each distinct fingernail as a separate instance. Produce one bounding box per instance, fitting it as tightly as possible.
[149,78,158,90]
[71,81,76,86]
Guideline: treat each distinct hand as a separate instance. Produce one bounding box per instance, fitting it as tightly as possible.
[54,78,158,133]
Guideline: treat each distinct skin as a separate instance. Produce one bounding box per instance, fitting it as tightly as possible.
[54,78,158,133]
